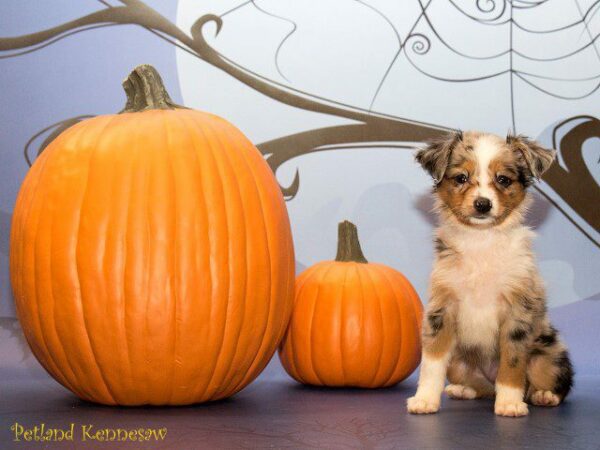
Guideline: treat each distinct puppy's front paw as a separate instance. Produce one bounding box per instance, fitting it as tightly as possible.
[495,400,529,417]
[407,396,440,414]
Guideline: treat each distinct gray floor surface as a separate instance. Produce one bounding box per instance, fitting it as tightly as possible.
[1,369,599,450]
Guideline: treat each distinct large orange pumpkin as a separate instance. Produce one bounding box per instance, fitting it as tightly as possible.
[279,221,422,388]
[10,65,295,405]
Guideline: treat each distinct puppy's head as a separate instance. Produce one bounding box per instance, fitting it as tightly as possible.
[416,130,556,228]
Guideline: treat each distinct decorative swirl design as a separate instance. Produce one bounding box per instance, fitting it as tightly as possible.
[408,33,431,55]
[477,0,501,13]
[455,0,509,22]
[400,0,600,104]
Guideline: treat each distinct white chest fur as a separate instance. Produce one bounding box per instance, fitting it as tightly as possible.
[436,225,536,352]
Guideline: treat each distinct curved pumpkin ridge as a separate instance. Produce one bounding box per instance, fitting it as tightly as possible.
[229,118,278,398]
[185,114,232,402]
[227,174,294,393]
[13,130,83,398]
[369,265,391,387]
[163,111,194,404]
[342,262,372,387]
[342,263,365,386]
[127,115,155,404]
[304,262,334,385]
[11,133,52,303]
[201,115,259,401]
[355,265,372,386]
[98,115,142,403]
[357,265,385,387]
[67,116,129,404]
[380,265,422,384]
[195,113,261,402]
[203,115,242,402]
[76,114,136,404]
[43,116,114,403]
[205,116,255,400]
[328,263,347,385]
[283,266,315,383]
[166,111,212,404]
[118,112,165,404]
[12,144,61,387]
[53,117,121,403]
[311,263,346,385]
[186,112,236,403]
[112,115,156,403]
[304,264,324,385]
[246,127,295,391]
[71,117,126,403]
[203,114,236,402]
[175,112,214,403]
[163,113,179,405]
[129,116,155,403]
[376,267,406,387]
[163,113,180,404]
[398,269,424,334]
[221,116,293,400]
[114,116,138,400]
[377,267,411,386]
[280,264,321,384]
[367,265,402,387]
[31,127,84,398]
[391,267,422,372]
[219,122,280,397]
[120,112,166,404]
[338,264,349,386]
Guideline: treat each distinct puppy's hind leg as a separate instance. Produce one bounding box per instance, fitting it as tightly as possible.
[446,358,495,400]
[526,326,574,407]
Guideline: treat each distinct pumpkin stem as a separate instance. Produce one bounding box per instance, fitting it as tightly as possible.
[120,64,186,113]
[335,220,368,263]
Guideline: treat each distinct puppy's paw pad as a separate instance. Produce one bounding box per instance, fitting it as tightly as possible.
[407,396,440,414]
[531,390,560,407]
[445,384,477,400]
[495,401,529,417]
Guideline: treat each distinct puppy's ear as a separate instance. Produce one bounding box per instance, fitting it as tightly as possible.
[415,130,462,183]
[507,134,556,183]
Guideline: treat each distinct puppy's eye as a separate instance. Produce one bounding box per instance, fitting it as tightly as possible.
[454,174,468,184]
[496,175,512,187]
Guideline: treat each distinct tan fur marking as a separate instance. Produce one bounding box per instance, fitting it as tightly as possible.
[488,156,527,223]
[528,355,560,392]
[497,335,528,389]
[422,285,455,358]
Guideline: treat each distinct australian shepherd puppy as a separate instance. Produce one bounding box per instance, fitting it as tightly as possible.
[407,130,573,417]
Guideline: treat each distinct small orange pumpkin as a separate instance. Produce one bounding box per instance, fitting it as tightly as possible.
[10,65,295,405]
[279,221,423,388]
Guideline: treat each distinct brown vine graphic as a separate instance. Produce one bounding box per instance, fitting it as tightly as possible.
[1,0,598,246]
[547,116,600,241]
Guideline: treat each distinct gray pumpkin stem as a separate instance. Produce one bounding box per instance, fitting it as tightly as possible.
[120,64,185,113]
[335,220,368,263]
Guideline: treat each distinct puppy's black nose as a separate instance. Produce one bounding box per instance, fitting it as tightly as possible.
[474,197,492,214]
